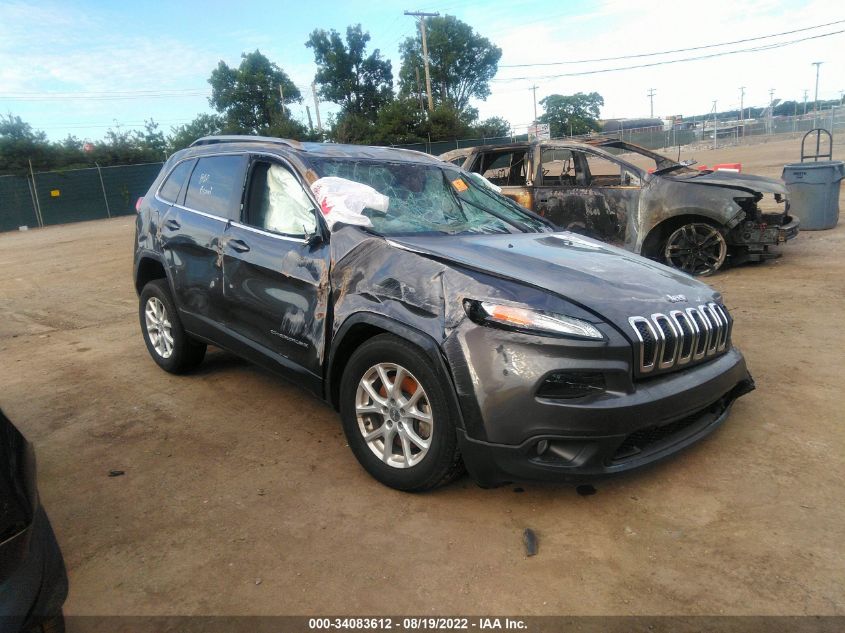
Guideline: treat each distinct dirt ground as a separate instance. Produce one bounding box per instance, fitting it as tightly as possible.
[0,137,843,616]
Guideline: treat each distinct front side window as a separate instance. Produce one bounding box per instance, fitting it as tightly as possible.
[582,153,625,187]
[184,155,247,219]
[245,162,317,236]
[311,158,549,236]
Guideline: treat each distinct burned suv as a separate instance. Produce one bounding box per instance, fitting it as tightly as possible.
[134,136,754,490]
[442,139,799,275]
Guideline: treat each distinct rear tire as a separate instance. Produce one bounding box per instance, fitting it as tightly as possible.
[139,279,206,373]
[339,334,463,491]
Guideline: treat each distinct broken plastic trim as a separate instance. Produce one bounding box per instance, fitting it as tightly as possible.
[463,300,604,340]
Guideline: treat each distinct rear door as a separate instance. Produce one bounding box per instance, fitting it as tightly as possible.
[219,156,329,385]
[467,147,533,210]
[534,147,641,244]
[159,154,247,332]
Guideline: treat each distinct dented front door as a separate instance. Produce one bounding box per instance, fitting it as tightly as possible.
[533,149,641,246]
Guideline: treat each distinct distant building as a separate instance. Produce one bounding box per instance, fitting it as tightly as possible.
[600,118,664,133]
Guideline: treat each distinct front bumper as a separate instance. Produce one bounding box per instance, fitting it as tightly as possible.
[729,215,799,249]
[443,321,754,486]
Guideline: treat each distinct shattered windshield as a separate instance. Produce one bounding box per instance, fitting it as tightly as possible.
[310,158,550,236]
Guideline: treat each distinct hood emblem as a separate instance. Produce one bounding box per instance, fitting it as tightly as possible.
[666,294,687,303]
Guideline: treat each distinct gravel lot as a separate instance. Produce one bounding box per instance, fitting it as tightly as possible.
[0,137,842,616]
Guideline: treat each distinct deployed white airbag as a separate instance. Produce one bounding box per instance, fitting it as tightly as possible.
[310,176,389,230]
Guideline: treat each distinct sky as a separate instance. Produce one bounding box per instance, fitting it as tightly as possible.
[0,0,843,141]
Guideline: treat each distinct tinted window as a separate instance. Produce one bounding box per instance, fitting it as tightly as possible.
[159,159,194,203]
[245,162,317,236]
[184,155,247,219]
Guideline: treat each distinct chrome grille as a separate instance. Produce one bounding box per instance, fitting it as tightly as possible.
[629,303,731,374]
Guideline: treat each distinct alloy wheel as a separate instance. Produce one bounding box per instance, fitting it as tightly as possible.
[144,296,174,359]
[355,363,433,469]
[665,223,727,275]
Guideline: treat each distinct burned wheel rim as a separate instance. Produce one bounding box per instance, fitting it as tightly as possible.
[144,296,174,359]
[355,362,433,469]
[664,223,727,276]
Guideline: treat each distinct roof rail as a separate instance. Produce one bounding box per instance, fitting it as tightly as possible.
[190,135,303,150]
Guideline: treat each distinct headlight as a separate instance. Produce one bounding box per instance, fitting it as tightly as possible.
[464,300,604,340]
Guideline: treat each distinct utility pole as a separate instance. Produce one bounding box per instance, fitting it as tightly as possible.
[415,67,424,112]
[530,85,539,124]
[739,86,745,138]
[311,82,322,136]
[305,105,314,133]
[278,84,285,117]
[405,10,439,112]
[768,88,775,135]
[803,89,809,115]
[812,61,823,114]
[712,100,718,150]
[647,88,656,118]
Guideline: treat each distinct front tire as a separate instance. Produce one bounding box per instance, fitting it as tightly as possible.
[662,221,727,276]
[339,334,463,491]
[139,279,206,373]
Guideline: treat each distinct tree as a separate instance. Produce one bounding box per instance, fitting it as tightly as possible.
[371,98,427,145]
[472,116,510,139]
[538,92,604,137]
[167,113,225,153]
[398,15,501,113]
[0,114,51,174]
[209,50,302,134]
[306,24,393,120]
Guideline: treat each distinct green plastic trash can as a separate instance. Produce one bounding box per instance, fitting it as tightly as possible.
[781,160,844,230]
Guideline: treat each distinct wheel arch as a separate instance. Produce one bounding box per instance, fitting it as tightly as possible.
[134,252,171,295]
[640,212,726,259]
[325,313,465,431]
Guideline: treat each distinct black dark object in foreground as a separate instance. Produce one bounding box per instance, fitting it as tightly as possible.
[0,408,68,632]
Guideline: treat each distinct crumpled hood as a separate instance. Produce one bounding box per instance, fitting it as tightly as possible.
[388,231,720,328]
[670,170,788,195]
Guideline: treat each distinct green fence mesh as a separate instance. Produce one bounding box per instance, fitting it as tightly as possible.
[0,162,164,232]
[0,175,39,232]
[100,163,165,217]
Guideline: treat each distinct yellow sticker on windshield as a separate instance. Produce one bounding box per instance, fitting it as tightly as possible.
[451,178,468,192]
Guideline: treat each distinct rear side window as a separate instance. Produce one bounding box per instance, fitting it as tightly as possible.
[158,160,194,203]
[472,150,528,187]
[184,155,247,219]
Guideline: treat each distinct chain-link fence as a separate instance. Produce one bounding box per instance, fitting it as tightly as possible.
[0,162,163,232]
[2,108,842,233]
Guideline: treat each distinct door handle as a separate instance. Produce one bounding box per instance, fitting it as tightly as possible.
[228,238,250,253]
[164,219,181,231]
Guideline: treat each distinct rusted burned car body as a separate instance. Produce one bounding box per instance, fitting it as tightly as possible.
[442,139,799,275]
[134,137,754,488]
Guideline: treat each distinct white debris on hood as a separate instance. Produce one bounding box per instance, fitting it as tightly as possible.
[310,176,390,230]
[466,171,502,193]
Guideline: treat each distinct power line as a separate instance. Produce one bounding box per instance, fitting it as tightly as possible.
[499,18,845,67]
[492,29,845,82]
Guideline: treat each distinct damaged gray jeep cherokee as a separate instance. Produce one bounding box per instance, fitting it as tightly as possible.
[134,136,755,491]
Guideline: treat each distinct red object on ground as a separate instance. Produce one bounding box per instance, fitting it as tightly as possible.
[713,163,742,172]
[697,165,710,171]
